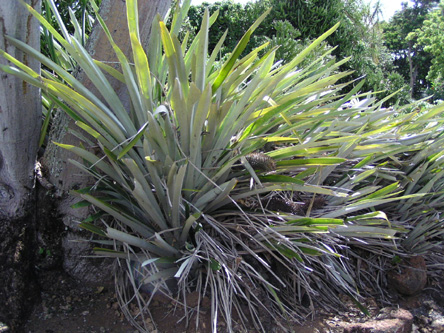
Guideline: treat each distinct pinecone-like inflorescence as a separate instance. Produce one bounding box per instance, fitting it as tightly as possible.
[262,196,304,215]
[310,196,326,211]
[245,153,276,172]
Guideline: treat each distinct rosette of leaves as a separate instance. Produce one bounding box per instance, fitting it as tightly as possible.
[4,0,444,331]
[39,0,96,148]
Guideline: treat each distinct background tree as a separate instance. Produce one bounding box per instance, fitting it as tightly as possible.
[188,1,250,55]
[382,0,439,99]
[189,0,406,104]
[342,0,410,103]
[188,0,355,58]
[410,0,444,100]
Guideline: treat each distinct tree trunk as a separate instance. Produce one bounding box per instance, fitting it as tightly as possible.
[0,0,41,330]
[407,42,417,98]
[42,0,171,283]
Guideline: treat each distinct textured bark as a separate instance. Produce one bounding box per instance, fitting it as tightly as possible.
[0,0,41,330]
[0,1,41,218]
[407,41,418,98]
[42,0,172,283]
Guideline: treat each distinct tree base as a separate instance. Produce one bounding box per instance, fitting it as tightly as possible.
[0,214,39,331]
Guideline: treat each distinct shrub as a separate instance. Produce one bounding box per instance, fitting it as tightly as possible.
[2,0,444,331]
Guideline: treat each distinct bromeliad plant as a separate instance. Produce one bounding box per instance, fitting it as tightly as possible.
[3,0,444,331]
[39,0,95,148]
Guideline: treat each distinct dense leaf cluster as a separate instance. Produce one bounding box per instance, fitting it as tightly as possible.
[382,0,437,100]
[187,0,443,105]
[2,1,443,331]
[409,0,444,100]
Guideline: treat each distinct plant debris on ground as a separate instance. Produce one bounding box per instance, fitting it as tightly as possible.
[13,267,444,332]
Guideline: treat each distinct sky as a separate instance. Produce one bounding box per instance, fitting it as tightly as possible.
[190,0,416,21]
[370,0,415,20]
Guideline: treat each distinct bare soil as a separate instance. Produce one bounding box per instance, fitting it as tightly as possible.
[0,269,437,332]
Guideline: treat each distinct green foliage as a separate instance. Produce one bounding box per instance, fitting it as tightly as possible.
[190,0,406,105]
[411,1,444,101]
[38,247,52,257]
[188,0,250,55]
[251,0,358,56]
[39,0,99,148]
[384,71,412,105]
[382,1,438,99]
[260,20,334,68]
[256,0,408,103]
[189,0,356,59]
[41,0,97,56]
[3,0,444,331]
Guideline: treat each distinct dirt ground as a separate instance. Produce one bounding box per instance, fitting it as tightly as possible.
[0,269,442,332]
